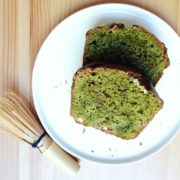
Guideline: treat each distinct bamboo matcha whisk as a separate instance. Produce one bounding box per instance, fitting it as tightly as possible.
[0,91,80,176]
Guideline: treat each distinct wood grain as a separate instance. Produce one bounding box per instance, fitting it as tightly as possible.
[0,0,180,180]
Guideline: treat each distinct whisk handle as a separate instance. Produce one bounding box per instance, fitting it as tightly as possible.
[42,141,80,176]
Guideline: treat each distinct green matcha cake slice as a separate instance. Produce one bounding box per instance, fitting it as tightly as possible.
[83,23,169,85]
[71,65,163,139]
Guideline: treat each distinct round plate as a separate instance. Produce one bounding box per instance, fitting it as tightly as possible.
[32,3,180,164]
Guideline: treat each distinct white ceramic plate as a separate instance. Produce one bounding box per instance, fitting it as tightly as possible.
[32,3,180,164]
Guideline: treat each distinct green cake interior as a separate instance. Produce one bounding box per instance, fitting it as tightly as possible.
[85,27,167,84]
[71,67,162,139]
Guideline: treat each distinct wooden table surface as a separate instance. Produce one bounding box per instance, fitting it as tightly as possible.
[0,0,180,180]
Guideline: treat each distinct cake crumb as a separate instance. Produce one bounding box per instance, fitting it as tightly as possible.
[176,78,180,82]
[108,148,112,151]
[82,128,86,134]
[65,80,67,84]
[139,142,142,146]
[53,85,58,88]
[91,150,94,153]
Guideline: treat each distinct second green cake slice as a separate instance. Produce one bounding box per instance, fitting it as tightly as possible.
[83,24,169,85]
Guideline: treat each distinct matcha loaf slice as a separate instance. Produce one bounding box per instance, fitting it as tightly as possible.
[71,65,163,139]
[83,23,169,85]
